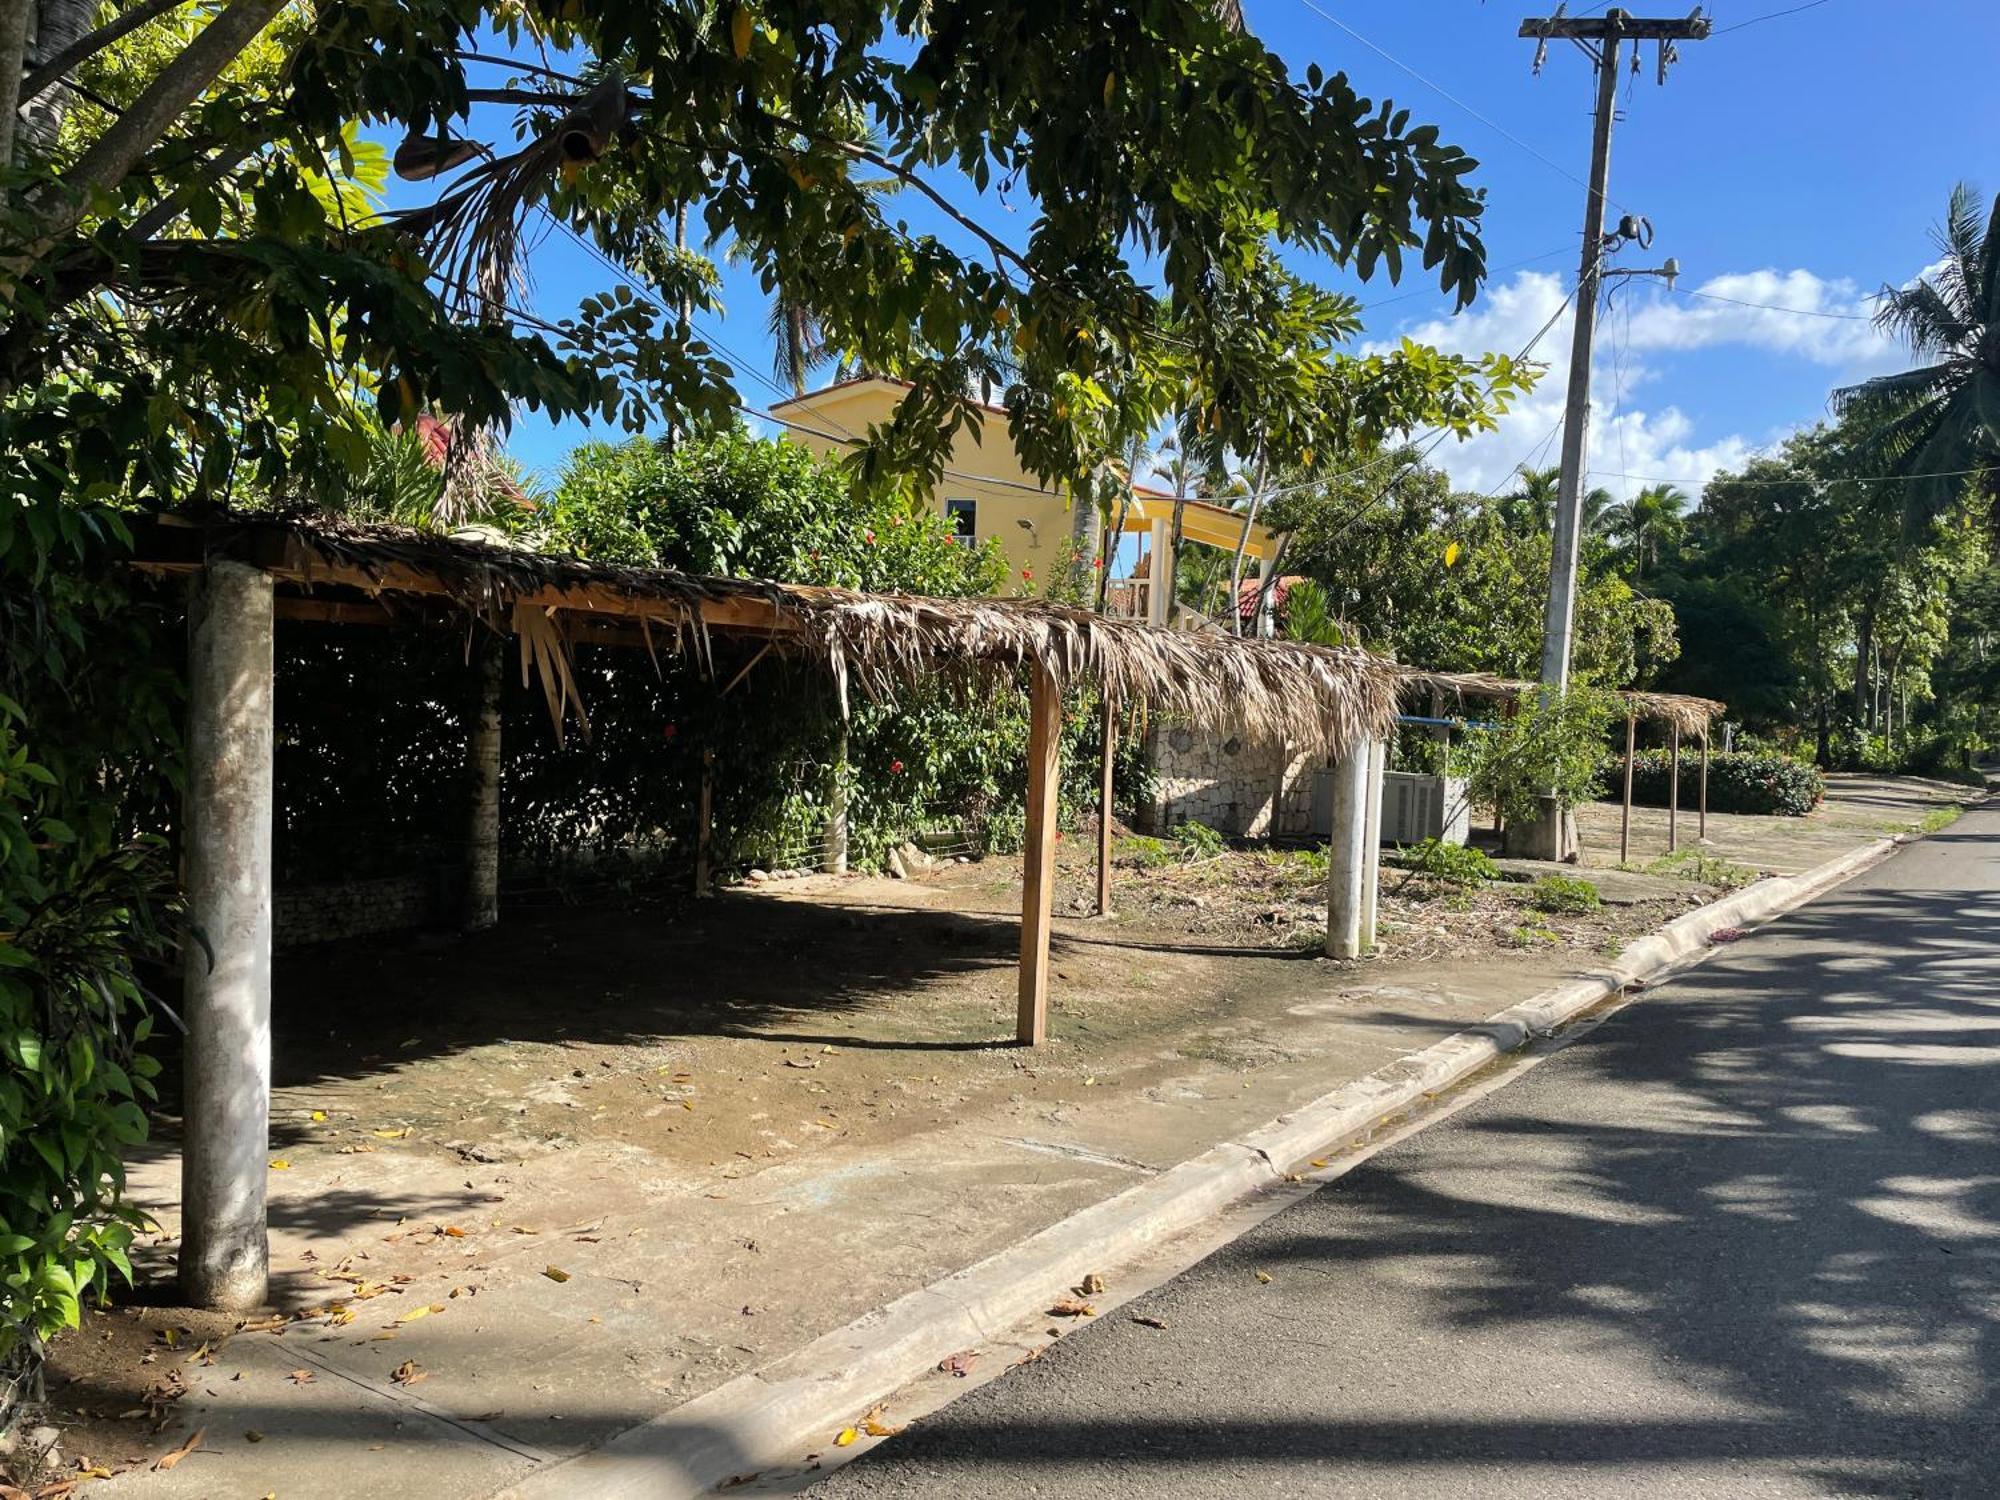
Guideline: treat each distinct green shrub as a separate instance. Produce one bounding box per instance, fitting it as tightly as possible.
[0,499,183,1417]
[1529,874,1601,914]
[1612,749,1823,817]
[1118,835,1175,869]
[1459,687,1618,827]
[1394,837,1498,885]
[1177,821,1226,859]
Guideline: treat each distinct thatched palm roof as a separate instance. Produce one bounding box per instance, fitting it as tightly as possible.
[134,513,1399,752]
[1399,669,1725,738]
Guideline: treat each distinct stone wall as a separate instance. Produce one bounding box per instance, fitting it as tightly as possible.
[1142,725,1324,839]
[275,872,438,949]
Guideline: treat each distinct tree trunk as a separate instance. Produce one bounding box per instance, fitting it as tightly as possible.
[29,0,287,244]
[15,0,98,157]
[1852,609,1872,732]
[1225,447,1269,639]
[0,0,33,167]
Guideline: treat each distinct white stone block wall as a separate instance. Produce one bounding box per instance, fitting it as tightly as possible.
[1143,725,1325,839]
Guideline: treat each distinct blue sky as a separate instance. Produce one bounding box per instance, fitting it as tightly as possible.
[467,0,2000,501]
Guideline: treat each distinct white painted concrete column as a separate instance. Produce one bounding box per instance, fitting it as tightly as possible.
[1324,744,1369,959]
[1147,518,1170,626]
[1359,737,1386,952]
[179,559,275,1312]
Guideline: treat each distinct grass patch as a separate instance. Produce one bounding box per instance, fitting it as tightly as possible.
[1529,873,1601,914]
[1504,919,1560,948]
[1643,847,1755,887]
[1917,804,1964,835]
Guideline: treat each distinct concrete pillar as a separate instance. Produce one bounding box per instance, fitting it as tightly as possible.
[179,560,275,1312]
[822,724,850,875]
[1324,744,1369,959]
[1147,518,1170,626]
[463,635,501,931]
[1359,738,1385,952]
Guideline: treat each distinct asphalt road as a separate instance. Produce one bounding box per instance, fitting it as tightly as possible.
[811,802,2000,1499]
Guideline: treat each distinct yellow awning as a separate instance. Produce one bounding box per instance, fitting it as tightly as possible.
[1118,494,1277,561]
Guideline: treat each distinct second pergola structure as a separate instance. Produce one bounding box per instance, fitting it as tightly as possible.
[1395,672,1727,863]
[136,513,1402,1312]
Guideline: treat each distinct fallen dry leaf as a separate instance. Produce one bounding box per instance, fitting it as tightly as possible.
[268,1159,290,1171]
[542,1266,571,1283]
[338,1143,376,1155]
[390,1360,427,1386]
[1046,1298,1095,1318]
[309,1110,327,1122]
[287,1368,315,1385]
[1254,1270,1273,1285]
[442,1225,467,1238]
[244,1430,265,1443]
[1309,1159,1331,1170]
[373,1127,411,1140]
[1131,1315,1169,1330]
[862,1417,902,1438]
[833,1427,859,1448]
[1074,1272,1106,1297]
[153,1428,205,1472]
[394,1303,445,1325]
[937,1349,977,1378]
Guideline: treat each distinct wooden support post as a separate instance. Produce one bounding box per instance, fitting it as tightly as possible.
[1620,711,1636,867]
[180,560,275,1312]
[1668,724,1681,854]
[1324,745,1369,959]
[695,749,714,896]
[463,635,502,931]
[1095,697,1115,917]
[823,723,850,875]
[1699,730,1710,842]
[1017,663,1063,1045]
[1359,738,1385,952]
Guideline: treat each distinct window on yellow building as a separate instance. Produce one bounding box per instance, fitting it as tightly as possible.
[945,498,977,547]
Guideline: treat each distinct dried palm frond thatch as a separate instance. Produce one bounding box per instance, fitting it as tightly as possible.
[135,513,1400,755]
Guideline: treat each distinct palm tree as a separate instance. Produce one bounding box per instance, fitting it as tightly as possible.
[1837,182,2000,532]
[1493,464,1614,540]
[1599,483,1688,580]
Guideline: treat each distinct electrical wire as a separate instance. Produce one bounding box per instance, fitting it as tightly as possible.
[1666,283,1875,322]
[1588,464,1988,488]
[1712,0,1837,36]
[1289,0,1631,216]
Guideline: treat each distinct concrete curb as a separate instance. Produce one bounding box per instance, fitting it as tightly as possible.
[497,832,1906,1500]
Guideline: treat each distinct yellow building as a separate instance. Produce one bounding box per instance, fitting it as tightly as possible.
[767,375,1278,622]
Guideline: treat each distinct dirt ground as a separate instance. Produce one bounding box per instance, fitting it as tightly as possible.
[20,772,1972,1497]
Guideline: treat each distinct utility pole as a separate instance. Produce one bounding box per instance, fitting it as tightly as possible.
[1520,7,1709,693]
[1508,6,1705,862]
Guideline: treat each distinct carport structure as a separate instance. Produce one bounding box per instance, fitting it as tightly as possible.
[134,513,1400,1312]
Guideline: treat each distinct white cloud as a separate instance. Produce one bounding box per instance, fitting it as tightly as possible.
[1360,264,1904,502]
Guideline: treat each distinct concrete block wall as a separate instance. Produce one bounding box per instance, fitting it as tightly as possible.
[275,873,437,948]
[1143,724,1324,839]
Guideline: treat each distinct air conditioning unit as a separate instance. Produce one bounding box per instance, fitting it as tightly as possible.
[1313,771,1471,845]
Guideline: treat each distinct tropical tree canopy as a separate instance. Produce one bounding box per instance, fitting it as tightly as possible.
[1837,181,2000,533]
[0,0,1533,528]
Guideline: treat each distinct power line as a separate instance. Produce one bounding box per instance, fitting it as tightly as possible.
[1712,0,1836,36]
[1667,283,1875,322]
[1290,0,1630,215]
[1588,464,1987,488]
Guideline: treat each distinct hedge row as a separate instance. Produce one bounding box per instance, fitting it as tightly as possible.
[1605,749,1825,817]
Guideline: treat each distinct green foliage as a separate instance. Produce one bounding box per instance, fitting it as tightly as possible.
[1177,821,1226,859]
[1266,450,1671,688]
[1617,750,1824,818]
[1529,874,1601,915]
[1641,848,1756,888]
[1393,837,1497,886]
[1117,835,1176,870]
[1460,688,1619,827]
[0,498,181,1405]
